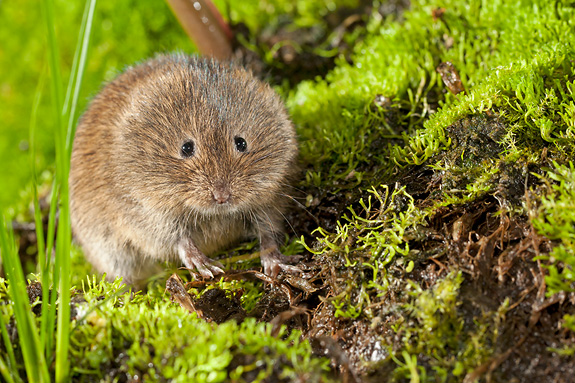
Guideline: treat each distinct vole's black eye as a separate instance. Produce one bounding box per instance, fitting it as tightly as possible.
[181,141,195,158]
[234,136,247,153]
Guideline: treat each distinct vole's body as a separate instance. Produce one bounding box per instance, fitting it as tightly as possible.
[70,53,298,285]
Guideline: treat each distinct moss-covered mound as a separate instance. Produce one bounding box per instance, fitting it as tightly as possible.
[284,0,575,381]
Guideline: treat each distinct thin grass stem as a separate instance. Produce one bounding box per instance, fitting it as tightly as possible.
[65,0,97,154]
[0,297,22,383]
[0,356,17,383]
[0,216,50,382]
[52,0,97,380]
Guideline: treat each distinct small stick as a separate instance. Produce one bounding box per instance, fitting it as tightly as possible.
[166,0,233,59]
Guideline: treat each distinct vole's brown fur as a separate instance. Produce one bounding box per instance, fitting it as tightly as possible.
[69,53,298,286]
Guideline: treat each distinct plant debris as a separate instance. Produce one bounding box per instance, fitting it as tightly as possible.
[436,61,465,95]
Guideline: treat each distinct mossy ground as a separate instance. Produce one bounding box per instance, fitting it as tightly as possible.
[2,0,575,382]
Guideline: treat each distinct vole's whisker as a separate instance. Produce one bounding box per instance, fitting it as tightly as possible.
[251,153,274,164]
[273,206,298,237]
[278,192,319,224]
[277,181,307,195]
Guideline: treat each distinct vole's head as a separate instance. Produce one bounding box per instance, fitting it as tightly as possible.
[117,54,298,218]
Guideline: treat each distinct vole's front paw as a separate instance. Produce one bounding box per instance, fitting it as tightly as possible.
[260,248,302,278]
[188,256,224,279]
[179,239,224,279]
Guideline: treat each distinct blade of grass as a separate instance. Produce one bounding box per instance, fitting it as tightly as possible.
[47,0,97,380]
[0,357,17,383]
[41,0,65,367]
[28,66,54,359]
[44,179,59,358]
[0,288,23,383]
[0,327,19,383]
[42,0,69,378]
[65,0,97,153]
[30,70,47,277]
[0,64,48,383]
[2,0,97,381]
[0,216,50,383]
[54,206,71,382]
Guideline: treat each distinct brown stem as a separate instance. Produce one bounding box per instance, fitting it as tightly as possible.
[166,0,233,59]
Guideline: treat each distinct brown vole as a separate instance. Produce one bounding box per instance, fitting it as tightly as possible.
[69,53,299,286]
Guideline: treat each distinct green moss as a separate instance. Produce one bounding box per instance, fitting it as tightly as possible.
[560,315,575,356]
[289,0,575,179]
[388,272,507,382]
[292,0,575,310]
[404,45,575,166]
[532,161,575,295]
[300,185,426,318]
[2,271,331,381]
[213,0,359,31]
[288,0,575,378]
[44,277,330,382]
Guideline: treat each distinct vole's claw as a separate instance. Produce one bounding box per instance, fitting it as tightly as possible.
[180,239,224,279]
[261,248,302,278]
[195,261,224,279]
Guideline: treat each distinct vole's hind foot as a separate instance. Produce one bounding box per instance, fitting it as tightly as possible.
[260,247,302,278]
[179,238,224,279]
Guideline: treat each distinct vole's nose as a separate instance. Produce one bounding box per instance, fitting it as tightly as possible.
[212,182,231,204]
[213,190,230,204]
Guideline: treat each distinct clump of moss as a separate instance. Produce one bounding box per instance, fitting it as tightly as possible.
[531,161,575,355]
[532,161,575,296]
[301,185,424,318]
[386,272,508,382]
[215,0,360,33]
[289,0,575,180]
[291,0,575,296]
[401,45,575,166]
[69,277,332,382]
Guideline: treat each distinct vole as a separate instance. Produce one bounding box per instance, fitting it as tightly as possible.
[69,53,299,286]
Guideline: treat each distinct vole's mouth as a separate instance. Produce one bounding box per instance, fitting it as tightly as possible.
[199,204,246,221]
[206,197,238,214]
[212,200,233,210]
